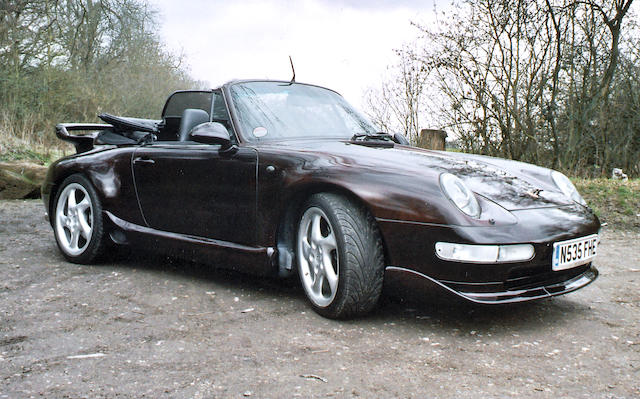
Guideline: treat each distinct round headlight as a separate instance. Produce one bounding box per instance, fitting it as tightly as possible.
[551,171,586,206]
[440,173,481,218]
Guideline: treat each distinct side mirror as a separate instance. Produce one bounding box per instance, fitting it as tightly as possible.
[190,122,234,151]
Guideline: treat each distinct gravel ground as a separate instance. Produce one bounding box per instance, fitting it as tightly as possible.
[1,199,639,398]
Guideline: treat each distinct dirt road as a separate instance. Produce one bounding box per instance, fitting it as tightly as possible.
[1,200,639,398]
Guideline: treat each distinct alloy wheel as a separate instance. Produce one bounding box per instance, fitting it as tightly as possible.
[297,207,339,307]
[55,183,94,256]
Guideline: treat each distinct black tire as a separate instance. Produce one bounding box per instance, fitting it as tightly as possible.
[52,174,107,264]
[296,193,385,319]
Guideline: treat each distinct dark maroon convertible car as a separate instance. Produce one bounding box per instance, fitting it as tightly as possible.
[42,80,599,318]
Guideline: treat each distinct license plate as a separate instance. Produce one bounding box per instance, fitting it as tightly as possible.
[552,234,598,271]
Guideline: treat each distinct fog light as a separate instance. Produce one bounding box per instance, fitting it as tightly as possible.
[435,242,534,263]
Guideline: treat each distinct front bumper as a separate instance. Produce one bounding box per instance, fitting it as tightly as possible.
[384,264,598,304]
[376,204,600,303]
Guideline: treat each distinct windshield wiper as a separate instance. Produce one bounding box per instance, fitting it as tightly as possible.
[350,132,395,148]
[350,132,393,141]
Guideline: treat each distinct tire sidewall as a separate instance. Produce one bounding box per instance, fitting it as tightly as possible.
[296,194,351,317]
[53,174,105,264]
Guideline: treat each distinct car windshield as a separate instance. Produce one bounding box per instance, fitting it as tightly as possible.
[229,81,377,141]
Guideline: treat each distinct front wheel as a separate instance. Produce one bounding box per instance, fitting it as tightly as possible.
[53,174,107,264]
[297,193,384,319]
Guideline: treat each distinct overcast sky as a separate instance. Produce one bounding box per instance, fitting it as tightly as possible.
[147,0,443,110]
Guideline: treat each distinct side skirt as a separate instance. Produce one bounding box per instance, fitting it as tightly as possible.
[104,211,277,276]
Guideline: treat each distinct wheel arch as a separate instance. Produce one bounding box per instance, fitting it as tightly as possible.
[274,182,390,278]
[47,169,79,225]
[48,168,109,226]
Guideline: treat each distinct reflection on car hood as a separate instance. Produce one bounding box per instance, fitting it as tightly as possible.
[260,139,573,211]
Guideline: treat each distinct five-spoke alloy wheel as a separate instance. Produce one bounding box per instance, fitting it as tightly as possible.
[53,174,106,263]
[296,193,385,319]
[298,206,340,307]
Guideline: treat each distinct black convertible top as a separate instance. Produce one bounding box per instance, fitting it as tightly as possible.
[56,113,159,153]
[94,130,150,146]
[98,113,160,133]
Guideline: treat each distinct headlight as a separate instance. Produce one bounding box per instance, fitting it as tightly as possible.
[440,173,481,218]
[551,171,586,206]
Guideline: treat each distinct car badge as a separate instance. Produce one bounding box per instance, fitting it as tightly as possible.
[525,188,543,199]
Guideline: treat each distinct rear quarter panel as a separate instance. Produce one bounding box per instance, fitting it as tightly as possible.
[44,147,143,226]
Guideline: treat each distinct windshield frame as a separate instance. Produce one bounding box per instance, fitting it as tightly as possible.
[223,80,375,144]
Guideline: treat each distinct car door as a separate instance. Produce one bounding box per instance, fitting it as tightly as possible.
[132,142,257,246]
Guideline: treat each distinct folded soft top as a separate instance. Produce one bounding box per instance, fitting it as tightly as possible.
[95,130,150,146]
[56,113,159,154]
[98,113,160,133]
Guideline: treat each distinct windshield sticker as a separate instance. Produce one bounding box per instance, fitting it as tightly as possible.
[253,126,268,138]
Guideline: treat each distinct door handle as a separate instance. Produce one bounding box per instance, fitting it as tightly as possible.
[133,157,155,165]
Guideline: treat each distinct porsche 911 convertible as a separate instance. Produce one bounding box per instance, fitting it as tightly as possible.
[42,80,599,318]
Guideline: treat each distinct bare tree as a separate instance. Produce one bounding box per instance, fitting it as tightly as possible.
[0,0,201,148]
[364,0,639,176]
[363,46,430,143]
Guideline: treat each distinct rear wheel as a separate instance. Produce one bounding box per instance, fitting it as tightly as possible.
[53,174,107,264]
[296,193,384,319]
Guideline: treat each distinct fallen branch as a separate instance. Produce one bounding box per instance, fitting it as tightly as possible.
[299,374,328,383]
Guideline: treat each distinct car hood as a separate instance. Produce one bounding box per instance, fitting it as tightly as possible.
[259,139,573,211]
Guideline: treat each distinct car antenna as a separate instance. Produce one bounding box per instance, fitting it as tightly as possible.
[289,56,295,84]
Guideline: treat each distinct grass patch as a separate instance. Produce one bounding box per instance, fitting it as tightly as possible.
[0,109,73,165]
[573,178,640,230]
[0,147,52,164]
[0,138,72,165]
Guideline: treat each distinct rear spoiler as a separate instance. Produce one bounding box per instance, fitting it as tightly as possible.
[55,123,113,154]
